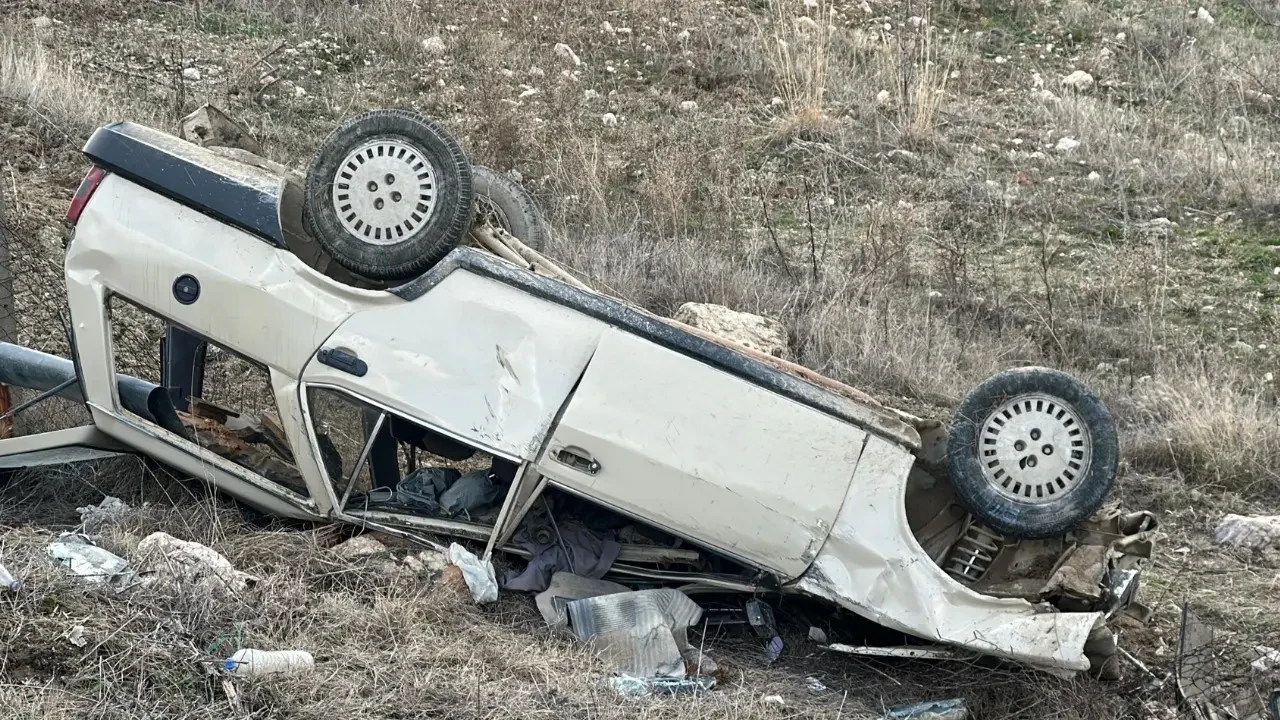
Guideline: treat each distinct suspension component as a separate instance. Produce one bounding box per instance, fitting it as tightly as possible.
[944,518,1005,584]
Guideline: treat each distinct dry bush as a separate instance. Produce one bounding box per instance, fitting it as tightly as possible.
[765,0,837,140]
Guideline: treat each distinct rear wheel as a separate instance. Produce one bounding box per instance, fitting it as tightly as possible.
[472,166,550,252]
[302,109,474,282]
[946,367,1119,539]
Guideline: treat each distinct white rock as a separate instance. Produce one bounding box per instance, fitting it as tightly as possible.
[859,1,872,12]
[617,27,632,35]
[994,55,1007,65]
[1087,171,1101,182]
[294,86,307,97]
[519,87,539,98]
[335,535,387,560]
[1196,6,1214,23]
[1115,32,1127,41]
[32,15,53,28]
[1055,136,1081,153]
[678,100,698,113]
[676,29,690,41]
[553,42,582,66]
[602,21,616,33]
[1060,70,1095,93]
[182,67,202,81]
[875,89,891,105]
[529,66,545,77]
[135,532,258,596]
[803,0,818,7]
[1215,514,1280,550]
[796,16,820,32]
[1232,340,1256,354]
[1032,72,1045,88]
[1033,88,1059,102]
[584,89,600,100]
[908,16,923,27]
[771,96,785,106]
[421,36,446,55]
[673,302,790,359]
[77,496,132,534]
[601,112,618,126]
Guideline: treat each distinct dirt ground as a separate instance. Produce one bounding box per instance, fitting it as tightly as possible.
[3,0,1280,717]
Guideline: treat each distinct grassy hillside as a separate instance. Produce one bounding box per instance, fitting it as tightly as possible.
[2,0,1280,717]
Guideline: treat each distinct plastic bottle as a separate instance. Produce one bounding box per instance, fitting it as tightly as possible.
[0,563,20,592]
[223,649,314,677]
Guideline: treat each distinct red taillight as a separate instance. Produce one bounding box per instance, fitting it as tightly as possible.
[66,165,108,224]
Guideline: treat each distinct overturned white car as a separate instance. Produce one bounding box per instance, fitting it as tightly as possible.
[0,110,1157,677]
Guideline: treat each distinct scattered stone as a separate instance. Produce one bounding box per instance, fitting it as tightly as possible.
[1060,70,1095,93]
[529,66,546,78]
[1116,32,1127,42]
[673,302,790,359]
[1214,514,1280,550]
[1196,6,1215,23]
[178,104,263,155]
[1251,647,1280,675]
[1088,171,1102,182]
[1055,136,1081,153]
[676,29,690,41]
[1033,88,1059,102]
[876,89,891,105]
[135,532,258,597]
[908,16,923,27]
[601,112,618,126]
[771,96,785,107]
[519,87,539,99]
[584,89,600,100]
[294,86,307,97]
[602,20,616,33]
[796,16,820,32]
[65,625,87,648]
[1231,340,1256,354]
[421,36,446,55]
[808,626,829,644]
[553,42,582,66]
[182,67,202,81]
[334,535,387,560]
[678,100,698,113]
[32,15,52,28]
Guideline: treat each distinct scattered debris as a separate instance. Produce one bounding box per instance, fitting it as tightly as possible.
[64,624,88,648]
[502,501,621,593]
[77,496,132,534]
[747,599,784,662]
[673,302,790,359]
[564,588,704,677]
[827,644,968,661]
[806,676,829,693]
[47,533,137,589]
[611,674,715,696]
[447,542,498,603]
[535,572,630,631]
[1251,647,1280,676]
[884,698,969,720]
[135,532,258,596]
[808,626,829,645]
[438,469,504,517]
[1061,70,1096,93]
[224,648,315,677]
[0,562,21,592]
[1214,514,1280,551]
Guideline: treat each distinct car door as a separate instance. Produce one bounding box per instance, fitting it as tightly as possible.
[533,329,868,580]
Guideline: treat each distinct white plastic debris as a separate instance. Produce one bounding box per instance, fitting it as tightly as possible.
[447,543,498,603]
[77,496,131,534]
[47,533,137,588]
[0,562,21,592]
[135,532,257,596]
[224,649,315,677]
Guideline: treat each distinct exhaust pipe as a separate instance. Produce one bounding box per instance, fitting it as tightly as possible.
[0,342,188,438]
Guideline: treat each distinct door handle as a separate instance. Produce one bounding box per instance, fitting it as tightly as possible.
[553,445,601,475]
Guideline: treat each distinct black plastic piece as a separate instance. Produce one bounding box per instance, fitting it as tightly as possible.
[160,326,207,413]
[391,248,912,439]
[318,347,368,377]
[81,122,286,248]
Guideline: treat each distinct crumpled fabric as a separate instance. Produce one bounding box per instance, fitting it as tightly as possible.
[438,469,504,518]
[395,467,460,514]
[502,502,621,593]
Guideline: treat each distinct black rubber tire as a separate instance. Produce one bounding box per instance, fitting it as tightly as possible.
[302,108,474,282]
[472,165,550,252]
[946,367,1119,539]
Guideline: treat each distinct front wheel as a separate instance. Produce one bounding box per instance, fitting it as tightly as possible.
[945,367,1119,539]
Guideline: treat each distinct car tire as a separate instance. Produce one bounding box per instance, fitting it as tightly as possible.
[472,165,550,252]
[946,366,1119,539]
[302,108,474,282]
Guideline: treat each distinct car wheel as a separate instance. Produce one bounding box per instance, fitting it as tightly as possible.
[302,108,474,282]
[945,367,1119,539]
[472,165,550,252]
